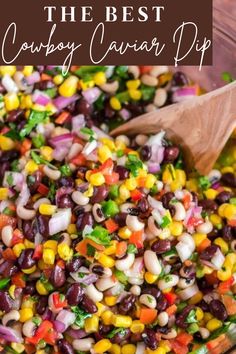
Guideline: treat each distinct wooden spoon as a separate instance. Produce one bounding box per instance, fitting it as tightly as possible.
[111,81,236,175]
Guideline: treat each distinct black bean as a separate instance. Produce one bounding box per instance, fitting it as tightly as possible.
[27,171,42,194]
[142,328,158,350]
[119,294,136,314]
[76,212,94,232]
[34,80,55,90]
[22,220,37,241]
[36,215,50,238]
[208,228,220,240]
[115,166,129,180]
[90,185,109,204]
[198,199,218,213]
[0,260,18,278]
[175,305,194,329]
[209,300,228,321]
[66,284,84,306]
[192,192,198,204]
[0,150,19,163]
[130,333,142,343]
[58,176,74,188]
[114,212,128,227]
[66,257,84,273]
[222,225,233,242]
[57,195,74,209]
[0,291,13,312]
[216,191,232,204]
[140,145,152,161]
[7,109,24,123]
[80,295,97,314]
[75,98,92,116]
[99,324,112,336]
[197,278,214,294]
[199,245,219,261]
[76,166,88,180]
[136,248,145,257]
[50,265,66,288]
[180,265,196,279]
[18,249,36,269]
[142,287,161,300]
[57,339,75,354]
[156,294,168,312]
[24,282,36,295]
[151,239,171,254]
[164,146,179,163]
[0,162,10,183]
[172,72,189,87]
[221,173,236,188]
[111,328,131,344]
[161,192,175,209]
[91,265,104,276]
[198,300,209,312]
[137,198,149,213]
[36,296,48,315]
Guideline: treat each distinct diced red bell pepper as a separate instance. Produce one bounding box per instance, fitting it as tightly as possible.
[164,292,177,305]
[187,216,204,228]
[37,183,49,196]
[53,293,67,309]
[171,340,189,354]
[104,172,119,185]
[12,229,24,245]
[33,245,43,260]
[105,219,119,233]
[27,320,54,345]
[130,189,143,202]
[129,230,143,248]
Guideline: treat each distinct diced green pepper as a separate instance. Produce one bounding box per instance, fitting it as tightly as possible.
[102,200,119,218]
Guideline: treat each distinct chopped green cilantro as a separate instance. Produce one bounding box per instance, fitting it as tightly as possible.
[31,151,55,169]
[125,154,143,177]
[60,164,72,177]
[114,270,128,285]
[71,306,91,328]
[6,173,13,186]
[85,226,111,247]
[32,134,45,148]
[80,127,94,136]
[160,215,171,228]
[107,327,126,339]
[117,150,124,158]
[20,110,48,138]
[11,160,20,172]
[221,72,234,83]
[127,244,138,254]
[87,244,96,257]
[198,176,211,191]
[186,309,198,324]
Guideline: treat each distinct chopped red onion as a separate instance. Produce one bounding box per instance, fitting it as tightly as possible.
[53,94,79,110]
[55,187,73,205]
[52,320,66,333]
[179,283,199,300]
[49,133,73,148]
[53,146,71,161]
[147,162,160,174]
[3,172,24,191]
[32,90,51,106]
[119,108,131,121]
[16,183,30,206]
[172,85,199,103]
[26,71,41,85]
[0,325,23,343]
[72,114,86,133]
[66,329,87,339]
[49,209,72,235]
[92,126,112,140]
[82,87,101,104]
[56,310,75,331]
[211,248,225,270]
[146,131,165,147]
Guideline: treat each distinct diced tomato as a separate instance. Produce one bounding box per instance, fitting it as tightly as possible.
[37,183,49,196]
[171,340,188,354]
[166,304,177,316]
[104,172,119,185]
[105,218,119,233]
[33,245,43,260]
[116,242,127,258]
[222,294,236,315]
[55,112,70,125]
[52,293,67,309]
[175,332,193,346]
[75,239,105,257]
[187,216,204,228]
[1,127,10,134]
[20,138,32,155]
[140,308,157,324]
[99,158,114,175]
[228,219,236,227]
[205,271,218,285]
[27,320,53,345]
[218,276,234,295]
[70,153,87,166]
[44,330,57,345]
[183,194,191,209]
[139,66,153,74]
[0,214,16,231]
[24,344,36,354]
[197,238,211,252]
[12,272,26,288]
[164,292,177,305]
[2,248,16,260]
[11,229,24,245]
[129,230,143,248]
[41,73,52,81]
[130,189,143,201]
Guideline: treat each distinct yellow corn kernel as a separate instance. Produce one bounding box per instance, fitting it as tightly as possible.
[186,178,198,192]
[105,296,117,307]
[119,184,131,201]
[96,302,106,316]
[84,315,99,333]
[192,233,207,247]
[90,172,105,187]
[24,239,35,249]
[175,169,186,186]
[101,310,113,325]
[39,204,57,216]
[125,178,138,191]
[4,93,20,111]
[94,72,107,86]
[218,203,228,218]
[9,285,16,299]
[214,237,229,254]
[203,265,214,275]
[79,80,95,91]
[225,253,236,269]
[11,343,25,353]
[25,160,38,174]
[188,291,203,305]
[36,351,46,354]
[38,259,50,270]
[112,315,132,328]
[36,280,49,295]
[19,308,33,323]
[59,76,79,97]
[217,267,232,281]
[98,254,115,268]
[101,138,116,151]
[145,272,158,284]
[129,89,142,101]
[146,349,166,354]
[32,104,46,112]
[23,66,33,76]
[40,146,53,162]
[98,145,112,163]
[204,189,218,200]
[204,312,213,322]
[170,180,182,192]
[145,174,156,189]
[126,79,141,90]
[118,227,132,240]
[104,241,117,256]
[206,318,222,332]
[115,141,126,151]
[83,184,94,198]
[43,240,58,252]
[46,103,57,115]
[224,204,236,220]
[0,188,8,200]
[169,221,183,237]
[159,340,171,352]
[110,97,121,111]
[53,74,64,85]
[67,223,77,234]
[0,135,15,151]
[130,320,145,334]
[196,307,204,321]
[109,344,121,354]
[210,214,222,227]
[57,243,73,261]
[0,66,16,76]
[221,166,234,174]
[159,228,171,240]
[162,169,173,184]
[121,344,136,354]
[13,243,25,257]
[22,266,37,274]
[94,339,112,354]
[43,249,55,265]
[21,297,35,309]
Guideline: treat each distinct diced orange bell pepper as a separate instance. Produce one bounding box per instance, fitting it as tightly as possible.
[140,308,157,324]
[105,218,119,233]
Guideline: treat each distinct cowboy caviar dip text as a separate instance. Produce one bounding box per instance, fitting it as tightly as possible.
[0,65,236,354]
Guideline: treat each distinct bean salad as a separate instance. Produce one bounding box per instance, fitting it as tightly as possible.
[0,65,236,354]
